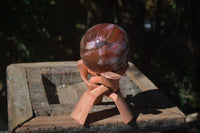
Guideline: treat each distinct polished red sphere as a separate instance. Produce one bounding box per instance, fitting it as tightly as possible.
[80,23,130,73]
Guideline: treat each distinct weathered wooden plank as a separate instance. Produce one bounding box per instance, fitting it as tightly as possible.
[127,62,185,118]
[14,61,77,68]
[15,107,184,133]
[7,65,33,133]
[119,74,142,97]
[127,62,158,92]
[27,81,49,116]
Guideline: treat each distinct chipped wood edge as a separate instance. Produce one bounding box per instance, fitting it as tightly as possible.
[7,65,33,133]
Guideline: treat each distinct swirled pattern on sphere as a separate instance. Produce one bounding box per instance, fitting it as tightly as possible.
[80,23,130,73]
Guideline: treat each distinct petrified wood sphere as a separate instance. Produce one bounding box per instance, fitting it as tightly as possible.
[80,23,130,73]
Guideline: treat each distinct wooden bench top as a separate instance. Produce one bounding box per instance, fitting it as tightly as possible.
[7,61,185,133]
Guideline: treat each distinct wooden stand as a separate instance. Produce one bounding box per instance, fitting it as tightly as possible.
[71,60,133,125]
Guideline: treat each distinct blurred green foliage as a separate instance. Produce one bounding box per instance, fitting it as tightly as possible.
[0,0,200,131]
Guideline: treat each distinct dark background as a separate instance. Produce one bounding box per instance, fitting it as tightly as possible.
[0,0,200,132]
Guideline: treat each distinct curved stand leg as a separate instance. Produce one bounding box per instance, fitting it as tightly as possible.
[71,85,109,125]
[109,91,133,124]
